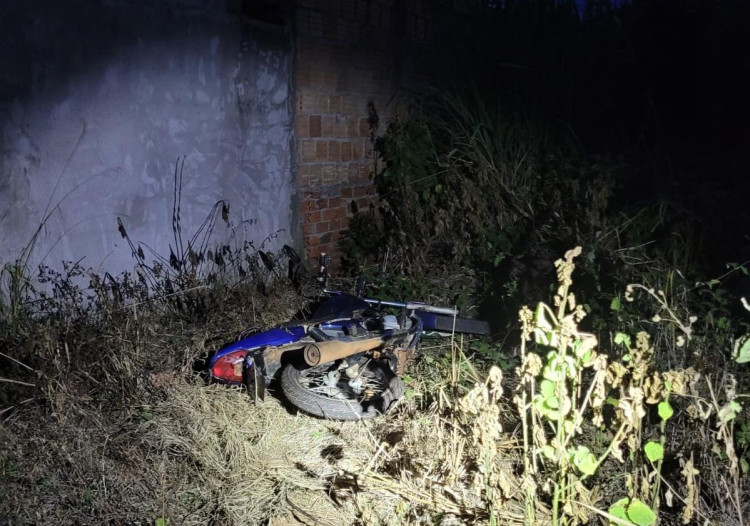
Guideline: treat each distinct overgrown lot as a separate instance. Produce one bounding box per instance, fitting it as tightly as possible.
[1,233,749,525]
[3,1,750,522]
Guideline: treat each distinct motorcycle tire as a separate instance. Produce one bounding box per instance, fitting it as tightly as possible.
[281,358,405,420]
[427,315,491,336]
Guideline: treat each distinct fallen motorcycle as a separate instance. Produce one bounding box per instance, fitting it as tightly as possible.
[208,250,490,420]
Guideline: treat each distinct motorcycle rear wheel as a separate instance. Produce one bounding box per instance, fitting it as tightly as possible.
[281,358,404,420]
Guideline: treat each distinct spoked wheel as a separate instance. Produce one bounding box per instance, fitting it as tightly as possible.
[281,357,405,420]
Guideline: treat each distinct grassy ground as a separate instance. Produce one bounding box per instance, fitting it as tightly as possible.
[0,277,524,525]
[1,260,748,525]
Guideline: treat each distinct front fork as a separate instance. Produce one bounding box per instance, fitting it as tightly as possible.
[394,344,416,375]
[243,353,266,402]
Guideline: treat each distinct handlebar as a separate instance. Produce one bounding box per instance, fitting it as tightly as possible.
[356,296,458,316]
[317,252,458,316]
[404,302,458,316]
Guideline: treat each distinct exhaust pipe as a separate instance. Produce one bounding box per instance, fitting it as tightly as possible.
[303,337,383,366]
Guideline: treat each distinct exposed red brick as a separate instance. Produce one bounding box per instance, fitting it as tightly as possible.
[306,210,321,223]
[358,117,369,137]
[328,141,340,161]
[336,164,349,180]
[341,96,359,115]
[335,117,348,136]
[347,163,359,181]
[293,0,446,263]
[315,140,328,161]
[340,141,352,161]
[300,199,317,212]
[321,207,343,221]
[321,116,335,136]
[328,94,342,113]
[354,185,371,197]
[309,115,322,137]
[322,164,337,184]
[309,67,326,87]
[352,141,362,160]
[295,115,309,138]
[346,118,358,138]
[300,140,316,162]
[298,91,329,113]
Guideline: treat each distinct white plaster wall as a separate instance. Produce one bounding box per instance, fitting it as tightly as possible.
[0,1,295,281]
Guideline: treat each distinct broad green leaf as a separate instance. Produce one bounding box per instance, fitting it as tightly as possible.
[541,444,556,460]
[627,499,656,526]
[540,379,555,399]
[644,441,664,462]
[563,418,576,435]
[614,333,631,347]
[559,396,572,417]
[718,401,742,424]
[733,335,750,363]
[658,401,674,421]
[570,445,598,476]
[155,519,169,526]
[609,498,630,524]
[610,295,621,311]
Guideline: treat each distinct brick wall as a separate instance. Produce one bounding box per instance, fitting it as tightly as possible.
[293,0,453,265]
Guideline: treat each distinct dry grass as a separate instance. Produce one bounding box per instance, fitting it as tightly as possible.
[4,266,746,526]
[148,380,349,525]
[141,342,534,526]
[0,270,541,526]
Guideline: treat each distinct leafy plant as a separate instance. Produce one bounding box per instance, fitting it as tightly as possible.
[514,247,707,525]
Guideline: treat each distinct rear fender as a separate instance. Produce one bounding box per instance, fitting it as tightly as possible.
[209,326,306,384]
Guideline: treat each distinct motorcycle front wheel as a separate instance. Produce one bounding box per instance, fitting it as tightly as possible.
[281,358,404,420]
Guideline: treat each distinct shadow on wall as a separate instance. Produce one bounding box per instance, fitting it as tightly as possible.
[0,0,296,282]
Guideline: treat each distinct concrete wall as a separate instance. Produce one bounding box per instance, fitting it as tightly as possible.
[0,1,295,280]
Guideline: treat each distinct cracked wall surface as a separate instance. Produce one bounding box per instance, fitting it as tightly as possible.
[0,1,295,280]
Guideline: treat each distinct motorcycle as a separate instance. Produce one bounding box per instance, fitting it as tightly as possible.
[208,248,490,420]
